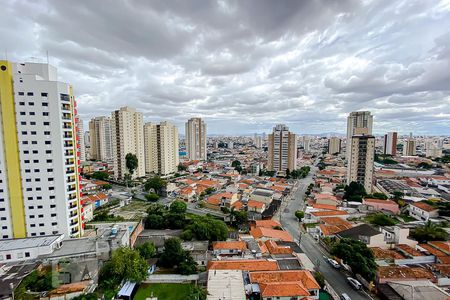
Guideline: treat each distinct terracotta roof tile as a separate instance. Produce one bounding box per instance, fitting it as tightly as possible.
[396,244,424,257]
[265,240,293,255]
[250,270,320,290]
[212,241,247,251]
[248,200,265,209]
[259,282,309,297]
[370,247,405,259]
[254,219,282,228]
[250,227,293,242]
[412,202,437,212]
[207,259,279,271]
[377,266,435,281]
[311,210,348,217]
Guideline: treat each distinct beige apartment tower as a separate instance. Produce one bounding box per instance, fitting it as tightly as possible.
[111,107,145,179]
[144,122,179,176]
[328,137,341,155]
[185,118,207,161]
[268,124,297,174]
[383,132,398,156]
[89,116,113,162]
[347,131,375,193]
[346,111,373,160]
[403,133,417,156]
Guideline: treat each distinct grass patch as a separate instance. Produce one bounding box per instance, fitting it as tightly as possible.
[304,222,319,228]
[118,200,152,212]
[134,283,193,300]
[399,214,416,222]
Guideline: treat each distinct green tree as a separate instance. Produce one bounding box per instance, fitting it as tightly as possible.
[145,214,165,229]
[147,203,166,215]
[392,191,404,200]
[144,176,167,195]
[72,294,97,300]
[344,181,367,202]
[187,285,207,300]
[295,210,304,221]
[368,213,396,226]
[102,183,112,190]
[178,163,188,171]
[184,215,228,242]
[331,238,377,281]
[170,200,187,214]
[313,272,325,288]
[159,237,185,267]
[369,192,388,200]
[231,210,248,226]
[417,162,432,169]
[166,213,186,229]
[231,160,241,168]
[135,242,156,259]
[178,252,198,275]
[91,171,110,180]
[125,153,139,175]
[145,193,160,202]
[205,187,215,194]
[99,247,148,286]
[410,221,448,243]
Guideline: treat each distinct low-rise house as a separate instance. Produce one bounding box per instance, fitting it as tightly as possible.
[314,193,339,206]
[249,270,320,300]
[318,217,353,237]
[182,241,210,267]
[81,192,109,208]
[376,266,436,284]
[250,227,293,242]
[253,219,282,229]
[207,259,279,271]
[212,241,247,256]
[251,189,275,205]
[205,192,239,210]
[82,201,95,222]
[247,200,266,214]
[363,198,399,214]
[408,202,439,221]
[0,235,64,263]
[380,226,418,248]
[337,224,387,248]
[207,270,246,300]
[307,210,349,223]
[47,281,92,299]
[387,280,450,299]
[178,186,196,202]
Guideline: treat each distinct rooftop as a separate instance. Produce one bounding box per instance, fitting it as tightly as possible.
[212,241,247,251]
[207,259,279,271]
[0,234,63,251]
[254,219,282,228]
[250,227,293,242]
[411,202,438,212]
[377,266,435,281]
[207,270,246,300]
[337,224,381,239]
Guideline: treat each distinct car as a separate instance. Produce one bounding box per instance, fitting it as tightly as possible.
[327,258,341,269]
[340,293,351,300]
[347,277,362,290]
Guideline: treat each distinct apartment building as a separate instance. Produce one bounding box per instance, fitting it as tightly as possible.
[267,124,297,174]
[111,107,145,179]
[347,131,375,193]
[0,61,82,239]
[76,116,85,162]
[328,137,341,155]
[383,132,398,156]
[185,117,206,161]
[144,121,179,176]
[403,133,417,156]
[346,111,373,159]
[88,116,113,161]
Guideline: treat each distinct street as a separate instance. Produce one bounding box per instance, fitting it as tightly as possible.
[279,166,372,300]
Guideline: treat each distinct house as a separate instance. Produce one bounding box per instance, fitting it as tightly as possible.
[182,241,210,266]
[81,192,109,208]
[363,198,399,214]
[408,202,439,221]
[178,186,196,202]
[250,227,293,242]
[251,189,275,205]
[253,219,282,229]
[318,217,353,237]
[314,193,339,206]
[249,270,320,300]
[212,241,247,256]
[264,240,293,256]
[380,226,418,248]
[207,259,279,271]
[307,210,348,223]
[0,235,64,263]
[247,200,266,214]
[205,192,239,210]
[387,280,450,300]
[47,281,92,299]
[207,270,246,300]
[82,201,95,222]
[376,266,436,284]
[336,224,387,248]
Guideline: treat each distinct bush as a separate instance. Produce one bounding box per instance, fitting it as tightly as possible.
[145,193,160,202]
[295,210,304,221]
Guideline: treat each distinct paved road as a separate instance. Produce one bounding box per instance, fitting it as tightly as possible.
[279,167,371,300]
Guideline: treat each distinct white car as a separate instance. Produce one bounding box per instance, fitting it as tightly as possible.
[327,258,341,269]
[347,277,362,290]
[340,293,351,300]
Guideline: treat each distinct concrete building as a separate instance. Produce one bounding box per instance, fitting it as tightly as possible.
[111,107,145,179]
[0,61,83,239]
[84,131,91,160]
[346,111,373,160]
[88,116,113,162]
[383,131,398,156]
[76,117,86,162]
[255,136,263,148]
[403,133,417,156]
[144,121,179,176]
[328,137,341,155]
[425,141,443,158]
[185,117,207,161]
[268,124,297,174]
[300,136,310,152]
[347,131,375,193]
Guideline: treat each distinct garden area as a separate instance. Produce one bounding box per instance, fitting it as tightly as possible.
[134,283,205,300]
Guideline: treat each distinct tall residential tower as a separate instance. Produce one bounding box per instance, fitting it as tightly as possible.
[185,118,207,161]
[346,111,373,159]
[89,116,113,162]
[268,124,297,174]
[0,61,82,239]
[383,132,398,156]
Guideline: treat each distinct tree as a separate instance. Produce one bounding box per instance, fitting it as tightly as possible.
[178,163,188,171]
[144,176,167,195]
[91,171,110,180]
[187,285,207,300]
[417,162,432,169]
[344,181,367,202]
[295,210,304,221]
[231,210,248,227]
[145,214,165,229]
[369,192,388,200]
[145,193,160,202]
[99,247,148,286]
[178,252,198,275]
[368,213,396,226]
[166,212,186,229]
[135,242,156,259]
[184,215,228,242]
[205,187,215,194]
[125,153,139,175]
[231,160,241,168]
[147,203,166,215]
[392,191,404,200]
[160,238,197,274]
[331,238,377,281]
[170,200,187,214]
[102,183,112,190]
[410,221,447,243]
[314,272,325,288]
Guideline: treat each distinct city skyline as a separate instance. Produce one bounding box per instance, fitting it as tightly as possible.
[1,0,450,135]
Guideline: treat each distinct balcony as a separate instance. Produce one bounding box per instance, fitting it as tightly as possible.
[64,141,74,148]
[61,104,71,112]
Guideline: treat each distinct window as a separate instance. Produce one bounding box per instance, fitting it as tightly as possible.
[30,121,36,125]
[29,112,35,115]
[32,141,37,144]
[43,122,50,126]
[0,208,5,211]
[30,224,36,227]
[23,150,29,154]
[24,160,30,163]
[47,168,53,172]
[27,196,33,200]
[32,150,38,154]
[42,102,49,106]
[21,131,27,135]
[26,188,32,191]
[43,112,49,116]
[41,92,48,97]
[18,92,24,96]
[31,233,36,236]
[28,206,34,209]
[34,169,40,172]
[45,141,51,145]
[51,213,56,217]
[30,215,35,219]
[20,112,26,115]
[19,102,25,105]
[22,141,28,144]
[25,252,30,257]
[39,224,44,227]
[36,196,42,200]
[38,214,43,218]
[33,160,39,163]
[48,178,54,181]
[50,196,55,200]
[28,102,34,106]
[52,222,57,226]
[25,169,31,173]
[46,159,52,163]
[31,131,36,135]
[20,122,26,125]
[35,178,40,182]
[27,92,33,96]
[6,254,11,260]
[44,131,50,135]
[26,178,31,182]
[36,187,41,191]
[50,204,56,208]
[49,187,55,191]
[46,150,52,154]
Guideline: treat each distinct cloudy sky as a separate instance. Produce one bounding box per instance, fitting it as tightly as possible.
[2,0,450,135]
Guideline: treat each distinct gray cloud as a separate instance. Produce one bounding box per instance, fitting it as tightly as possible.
[1,0,450,135]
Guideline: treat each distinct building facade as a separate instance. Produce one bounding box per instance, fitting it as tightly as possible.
[383,132,397,156]
[346,111,373,159]
[347,134,375,193]
[88,116,113,162]
[328,137,341,155]
[403,133,416,156]
[144,121,179,176]
[267,124,297,174]
[185,117,207,161]
[111,107,145,179]
[0,61,83,239]
[76,116,85,162]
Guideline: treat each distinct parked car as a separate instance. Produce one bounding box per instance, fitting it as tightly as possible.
[347,277,362,290]
[327,258,341,269]
[340,293,351,300]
